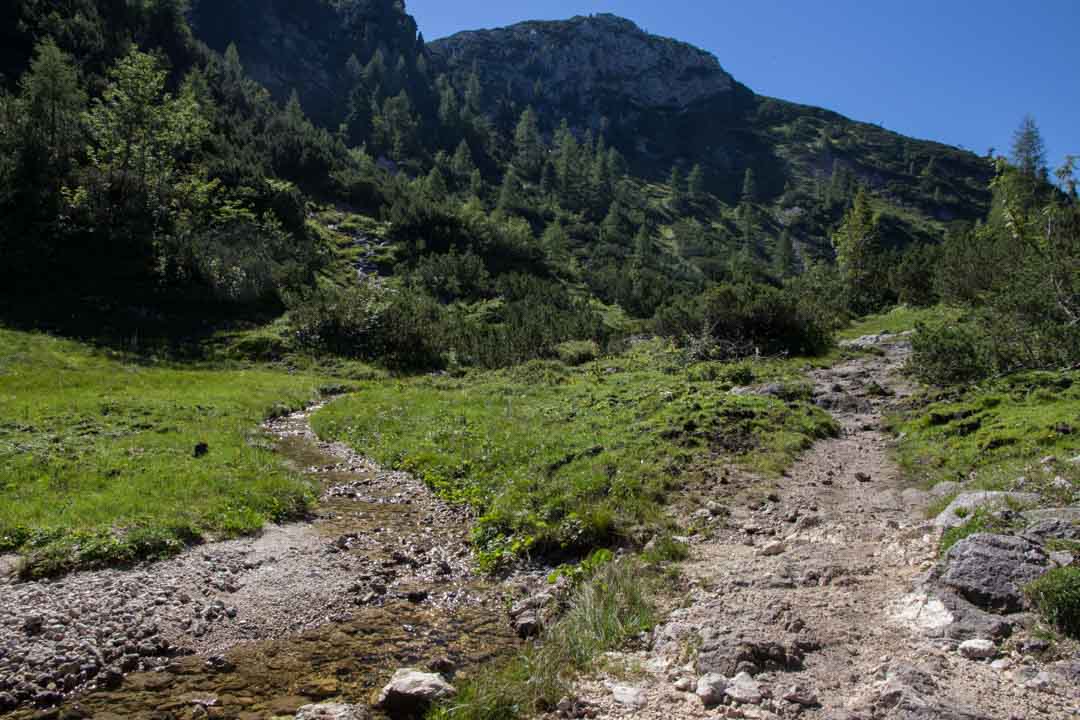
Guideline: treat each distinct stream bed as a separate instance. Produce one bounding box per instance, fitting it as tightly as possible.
[8,404,519,719]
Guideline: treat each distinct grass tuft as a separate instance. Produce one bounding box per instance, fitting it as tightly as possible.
[1026,567,1080,639]
[431,558,655,720]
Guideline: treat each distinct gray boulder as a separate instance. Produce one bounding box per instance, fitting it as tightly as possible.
[933,492,1039,530]
[695,673,728,706]
[374,669,456,717]
[942,533,1049,613]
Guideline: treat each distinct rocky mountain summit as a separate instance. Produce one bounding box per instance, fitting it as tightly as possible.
[428,14,735,112]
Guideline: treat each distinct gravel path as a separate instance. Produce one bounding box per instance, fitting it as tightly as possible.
[0,404,496,715]
[572,335,1080,720]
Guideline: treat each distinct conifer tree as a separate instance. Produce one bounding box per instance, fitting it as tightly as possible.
[17,39,85,184]
[688,163,705,201]
[774,230,796,279]
[512,106,542,179]
[496,167,523,214]
[832,188,884,312]
[1011,114,1047,179]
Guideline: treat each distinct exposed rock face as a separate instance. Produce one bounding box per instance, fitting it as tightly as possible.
[429,14,733,112]
[941,533,1050,613]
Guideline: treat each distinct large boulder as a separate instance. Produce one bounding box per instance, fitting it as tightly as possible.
[942,533,1050,613]
[374,669,456,717]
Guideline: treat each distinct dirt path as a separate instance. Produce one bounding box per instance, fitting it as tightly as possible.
[0,404,524,718]
[573,335,1077,720]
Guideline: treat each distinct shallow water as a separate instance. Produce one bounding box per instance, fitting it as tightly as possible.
[14,409,517,720]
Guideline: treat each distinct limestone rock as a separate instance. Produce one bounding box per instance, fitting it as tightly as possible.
[942,533,1050,612]
[695,673,728,706]
[958,639,997,660]
[374,669,455,716]
[606,682,646,708]
[759,541,786,557]
[295,704,369,720]
[429,14,733,113]
[724,672,763,704]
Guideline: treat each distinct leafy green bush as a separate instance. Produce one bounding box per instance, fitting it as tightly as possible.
[289,284,390,357]
[702,282,833,357]
[411,249,492,302]
[554,340,600,366]
[1026,567,1080,638]
[909,319,992,385]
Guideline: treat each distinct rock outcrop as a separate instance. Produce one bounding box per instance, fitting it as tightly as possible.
[429,14,734,113]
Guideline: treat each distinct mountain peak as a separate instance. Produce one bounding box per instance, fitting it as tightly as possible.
[429,14,734,112]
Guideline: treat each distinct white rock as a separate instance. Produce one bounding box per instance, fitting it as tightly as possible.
[1025,671,1053,691]
[990,658,1012,671]
[375,669,455,714]
[959,639,997,660]
[890,592,955,632]
[695,673,728,706]
[295,704,365,720]
[725,672,763,704]
[759,541,785,557]
[673,676,695,692]
[606,682,647,708]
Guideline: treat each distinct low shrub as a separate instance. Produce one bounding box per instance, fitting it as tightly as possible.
[909,319,992,385]
[554,340,600,366]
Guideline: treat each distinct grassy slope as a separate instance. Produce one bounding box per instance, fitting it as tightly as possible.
[892,370,1080,500]
[312,340,837,569]
[0,328,331,577]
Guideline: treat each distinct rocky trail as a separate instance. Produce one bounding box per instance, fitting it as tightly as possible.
[0,405,530,719]
[571,335,1079,720]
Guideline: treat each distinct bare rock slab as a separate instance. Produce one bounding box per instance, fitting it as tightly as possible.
[942,533,1049,613]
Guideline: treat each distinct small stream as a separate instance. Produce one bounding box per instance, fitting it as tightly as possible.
[15,405,518,720]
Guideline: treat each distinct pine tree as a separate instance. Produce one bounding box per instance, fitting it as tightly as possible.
[17,39,85,184]
[832,188,884,312]
[451,140,476,185]
[773,230,796,279]
[425,165,448,198]
[1011,114,1048,179]
[542,219,570,264]
[633,225,654,262]
[688,163,705,201]
[496,167,523,214]
[512,106,542,179]
[669,165,685,211]
[741,167,758,203]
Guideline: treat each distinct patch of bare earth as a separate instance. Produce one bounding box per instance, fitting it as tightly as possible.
[569,335,1079,720]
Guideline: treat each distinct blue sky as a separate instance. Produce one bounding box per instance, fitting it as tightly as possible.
[409,0,1078,169]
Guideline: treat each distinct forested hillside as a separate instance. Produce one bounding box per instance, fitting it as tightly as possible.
[1,0,1014,372]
